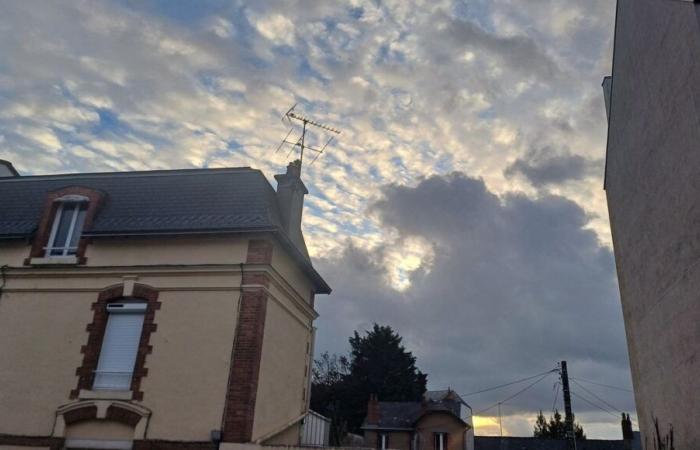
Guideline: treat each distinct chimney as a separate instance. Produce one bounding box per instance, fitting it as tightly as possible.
[0,160,19,177]
[621,413,633,450]
[275,160,308,250]
[367,394,380,425]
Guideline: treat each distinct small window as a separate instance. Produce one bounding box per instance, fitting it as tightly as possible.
[378,433,389,450]
[434,433,447,450]
[93,303,147,391]
[45,197,89,256]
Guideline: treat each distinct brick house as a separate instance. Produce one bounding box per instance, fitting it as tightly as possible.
[0,160,330,449]
[362,390,474,450]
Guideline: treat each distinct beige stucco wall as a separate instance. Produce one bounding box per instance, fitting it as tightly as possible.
[139,287,239,440]
[65,420,133,439]
[0,289,95,435]
[0,240,30,266]
[85,235,248,267]
[271,240,314,304]
[252,294,312,441]
[0,233,321,443]
[262,422,302,446]
[605,1,700,448]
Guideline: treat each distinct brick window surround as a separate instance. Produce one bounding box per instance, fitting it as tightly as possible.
[71,283,161,401]
[221,239,273,442]
[28,186,105,263]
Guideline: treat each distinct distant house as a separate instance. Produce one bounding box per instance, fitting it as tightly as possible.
[0,160,330,449]
[361,390,474,450]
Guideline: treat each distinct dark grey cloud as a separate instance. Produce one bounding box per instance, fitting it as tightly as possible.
[504,146,604,187]
[314,172,634,432]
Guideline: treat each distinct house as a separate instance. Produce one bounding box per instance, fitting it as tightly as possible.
[361,390,474,450]
[0,160,330,449]
[603,0,700,447]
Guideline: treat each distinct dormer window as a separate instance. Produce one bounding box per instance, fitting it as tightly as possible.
[45,195,89,257]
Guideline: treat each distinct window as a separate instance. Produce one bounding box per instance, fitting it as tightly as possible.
[378,433,389,450]
[434,433,447,450]
[93,303,147,391]
[45,196,88,256]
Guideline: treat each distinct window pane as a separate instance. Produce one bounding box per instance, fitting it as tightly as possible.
[67,203,88,254]
[93,310,146,390]
[50,203,77,255]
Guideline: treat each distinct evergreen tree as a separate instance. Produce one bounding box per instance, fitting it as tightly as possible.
[533,409,586,440]
[533,410,549,438]
[310,324,427,437]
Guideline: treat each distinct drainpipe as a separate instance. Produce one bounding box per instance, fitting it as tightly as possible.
[0,265,8,303]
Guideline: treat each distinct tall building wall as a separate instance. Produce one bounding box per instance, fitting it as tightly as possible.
[605,1,700,448]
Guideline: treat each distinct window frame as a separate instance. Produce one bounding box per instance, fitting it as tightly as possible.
[28,186,104,265]
[44,195,89,257]
[379,433,389,450]
[92,302,148,392]
[434,432,447,450]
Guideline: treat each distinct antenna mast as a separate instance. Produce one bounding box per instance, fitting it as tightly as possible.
[275,104,341,172]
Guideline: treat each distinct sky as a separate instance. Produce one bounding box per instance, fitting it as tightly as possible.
[0,0,634,439]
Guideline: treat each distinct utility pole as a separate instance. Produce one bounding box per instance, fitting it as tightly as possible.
[560,361,577,450]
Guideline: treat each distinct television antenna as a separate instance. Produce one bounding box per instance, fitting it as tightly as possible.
[275,103,341,171]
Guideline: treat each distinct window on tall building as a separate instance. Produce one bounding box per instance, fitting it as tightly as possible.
[378,433,389,450]
[45,196,88,256]
[92,303,147,391]
[434,432,447,450]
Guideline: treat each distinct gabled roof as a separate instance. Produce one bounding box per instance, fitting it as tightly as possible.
[361,390,467,431]
[0,167,330,293]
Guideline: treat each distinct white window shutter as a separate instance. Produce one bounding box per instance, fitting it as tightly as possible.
[93,305,146,390]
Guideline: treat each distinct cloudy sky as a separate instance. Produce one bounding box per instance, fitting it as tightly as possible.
[0,0,634,439]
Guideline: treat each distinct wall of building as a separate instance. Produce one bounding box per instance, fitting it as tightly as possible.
[415,413,466,450]
[364,430,413,450]
[252,294,313,441]
[606,0,700,448]
[0,233,319,445]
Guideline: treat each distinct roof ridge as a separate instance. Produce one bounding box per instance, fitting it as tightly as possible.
[0,166,256,182]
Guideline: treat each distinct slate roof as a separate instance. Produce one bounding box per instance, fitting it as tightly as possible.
[362,391,466,430]
[474,436,641,450]
[0,167,329,292]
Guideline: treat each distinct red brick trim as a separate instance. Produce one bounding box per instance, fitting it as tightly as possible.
[221,288,268,442]
[28,186,105,263]
[242,272,271,287]
[71,283,161,400]
[0,434,65,449]
[246,239,273,264]
[106,404,142,427]
[63,404,98,425]
[132,440,217,450]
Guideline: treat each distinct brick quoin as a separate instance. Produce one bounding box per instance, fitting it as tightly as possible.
[246,239,273,264]
[71,283,161,400]
[222,282,268,442]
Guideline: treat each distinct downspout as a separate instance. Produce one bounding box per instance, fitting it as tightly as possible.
[0,265,7,303]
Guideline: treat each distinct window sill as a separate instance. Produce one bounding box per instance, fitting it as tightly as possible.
[29,256,79,265]
[78,389,133,400]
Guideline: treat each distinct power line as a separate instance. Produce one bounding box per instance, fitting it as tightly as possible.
[569,390,618,418]
[461,369,558,397]
[552,382,560,415]
[569,377,633,393]
[475,371,555,415]
[571,379,623,414]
